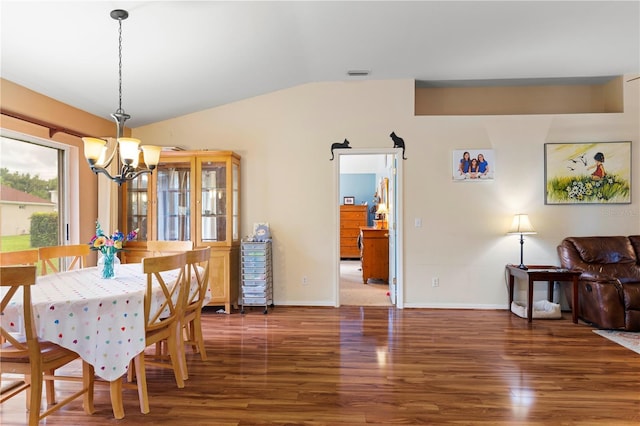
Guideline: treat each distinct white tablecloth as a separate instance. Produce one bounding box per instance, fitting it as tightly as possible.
[1,263,209,381]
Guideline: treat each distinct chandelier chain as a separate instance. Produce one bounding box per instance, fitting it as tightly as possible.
[117,17,124,115]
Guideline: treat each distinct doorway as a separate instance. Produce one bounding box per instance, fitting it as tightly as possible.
[335,149,403,308]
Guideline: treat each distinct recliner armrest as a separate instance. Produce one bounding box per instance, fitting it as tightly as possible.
[579,271,619,283]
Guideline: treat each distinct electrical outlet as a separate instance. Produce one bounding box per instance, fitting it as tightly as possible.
[302,276,309,286]
[432,277,439,287]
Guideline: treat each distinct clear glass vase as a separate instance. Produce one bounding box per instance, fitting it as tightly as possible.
[98,247,120,279]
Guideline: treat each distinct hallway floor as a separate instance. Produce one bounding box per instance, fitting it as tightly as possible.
[339,260,391,306]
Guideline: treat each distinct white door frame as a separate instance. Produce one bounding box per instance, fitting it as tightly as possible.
[334,148,404,309]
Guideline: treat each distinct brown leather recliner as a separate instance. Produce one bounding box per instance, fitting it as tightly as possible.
[557,236,640,331]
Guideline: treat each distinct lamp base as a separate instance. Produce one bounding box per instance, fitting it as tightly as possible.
[517,234,528,270]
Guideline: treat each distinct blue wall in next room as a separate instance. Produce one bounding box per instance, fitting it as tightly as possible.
[340,173,376,225]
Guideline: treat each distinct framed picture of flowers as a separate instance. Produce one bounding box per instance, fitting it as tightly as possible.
[544,141,631,204]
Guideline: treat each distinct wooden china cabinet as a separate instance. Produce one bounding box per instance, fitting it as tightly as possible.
[120,150,241,313]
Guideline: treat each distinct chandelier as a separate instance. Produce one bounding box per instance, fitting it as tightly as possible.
[82,9,161,186]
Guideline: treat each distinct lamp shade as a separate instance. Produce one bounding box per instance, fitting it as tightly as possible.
[376,203,388,215]
[141,145,162,169]
[118,138,141,165]
[82,137,107,163]
[507,214,536,235]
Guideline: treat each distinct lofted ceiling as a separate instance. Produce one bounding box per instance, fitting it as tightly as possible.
[1,1,639,128]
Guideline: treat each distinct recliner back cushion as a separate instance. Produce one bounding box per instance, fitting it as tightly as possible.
[629,236,640,260]
[566,236,636,264]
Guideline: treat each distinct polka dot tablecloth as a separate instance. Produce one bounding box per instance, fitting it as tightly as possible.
[1,263,208,381]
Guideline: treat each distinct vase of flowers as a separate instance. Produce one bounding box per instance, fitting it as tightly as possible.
[89,221,138,279]
[97,246,120,279]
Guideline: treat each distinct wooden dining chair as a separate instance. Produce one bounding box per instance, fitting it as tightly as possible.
[146,240,193,256]
[145,241,194,358]
[0,250,39,345]
[38,244,90,275]
[0,265,95,425]
[181,247,211,362]
[128,252,187,414]
[0,249,39,266]
[152,247,210,377]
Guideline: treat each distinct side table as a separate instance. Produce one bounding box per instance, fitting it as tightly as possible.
[506,265,582,323]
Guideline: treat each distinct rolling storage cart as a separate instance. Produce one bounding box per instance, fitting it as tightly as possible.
[240,239,273,314]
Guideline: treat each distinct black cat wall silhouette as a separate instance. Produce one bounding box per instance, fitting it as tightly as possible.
[330,139,351,160]
[390,132,407,160]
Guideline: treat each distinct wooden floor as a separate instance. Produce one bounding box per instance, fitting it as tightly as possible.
[1,306,639,425]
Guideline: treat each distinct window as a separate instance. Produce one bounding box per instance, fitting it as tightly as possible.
[0,131,72,256]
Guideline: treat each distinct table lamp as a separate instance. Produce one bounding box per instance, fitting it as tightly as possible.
[375,203,388,229]
[507,214,536,270]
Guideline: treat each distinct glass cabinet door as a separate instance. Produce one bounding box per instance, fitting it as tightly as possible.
[200,160,227,242]
[232,161,239,242]
[125,173,149,240]
[156,163,191,241]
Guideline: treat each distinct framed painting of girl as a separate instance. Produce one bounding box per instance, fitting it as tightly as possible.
[544,141,631,204]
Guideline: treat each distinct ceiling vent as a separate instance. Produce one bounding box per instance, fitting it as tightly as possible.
[347,70,370,77]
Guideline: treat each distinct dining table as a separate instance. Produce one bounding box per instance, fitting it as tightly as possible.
[1,262,209,419]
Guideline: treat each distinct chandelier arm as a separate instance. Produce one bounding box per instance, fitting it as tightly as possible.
[88,165,120,183]
[97,138,118,169]
[102,150,117,169]
[88,164,152,186]
[122,168,153,183]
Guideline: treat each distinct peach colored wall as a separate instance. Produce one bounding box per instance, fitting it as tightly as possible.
[603,76,624,113]
[133,78,640,309]
[1,78,114,258]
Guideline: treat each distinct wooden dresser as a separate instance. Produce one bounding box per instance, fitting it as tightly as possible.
[340,205,368,259]
[360,227,389,283]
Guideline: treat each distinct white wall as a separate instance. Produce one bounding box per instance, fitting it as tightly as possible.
[341,154,387,175]
[134,78,640,309]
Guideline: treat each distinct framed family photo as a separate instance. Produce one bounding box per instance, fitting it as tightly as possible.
[544,141,631,204]
[343,196,355,205]
[452,149,495,181]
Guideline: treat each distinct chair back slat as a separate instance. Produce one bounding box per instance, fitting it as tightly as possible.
[147,240,193,257]
[0,250,39,266]
[142,252,187,333]
[38,244,90,275]
[185,247,211,311]
[0,265,38,358]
